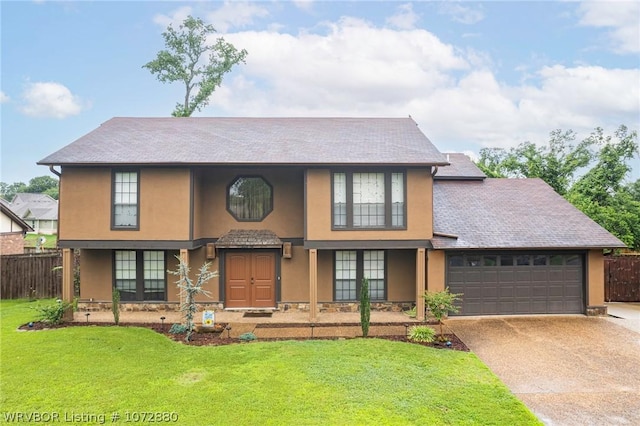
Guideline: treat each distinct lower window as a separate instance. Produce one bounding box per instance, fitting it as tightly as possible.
[114,250,166,301]
[334,250,385,301]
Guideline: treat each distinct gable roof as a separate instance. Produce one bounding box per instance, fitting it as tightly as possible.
[432,178,625,250]
[434,153,486,180]
[10,193,58,220]
[0,199,34,232]
[38,117,449,166]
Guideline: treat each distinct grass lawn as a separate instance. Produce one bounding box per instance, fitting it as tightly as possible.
[0,300,541,425]
[23,234,57,249]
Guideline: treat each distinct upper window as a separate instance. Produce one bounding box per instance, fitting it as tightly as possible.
[227,176,273,221]
[333,171,405,229]
[112,171,139,229]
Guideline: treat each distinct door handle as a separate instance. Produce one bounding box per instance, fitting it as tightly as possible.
[251,277,254,285]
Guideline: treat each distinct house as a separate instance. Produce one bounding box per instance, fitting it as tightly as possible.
[0,198,33,254]
[10,193,58,235]
[37,117,624,320]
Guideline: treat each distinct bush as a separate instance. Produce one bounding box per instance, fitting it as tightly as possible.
[423,288,462,340]
[239,332,257,341]
[403,306,417,318]
[408,326,436,343]
[360,277,371,337]
[112,288,120,326]
[32,299,71,325]
[169,324,187,334]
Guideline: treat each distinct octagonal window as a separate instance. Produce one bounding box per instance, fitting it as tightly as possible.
[227,176,273,221]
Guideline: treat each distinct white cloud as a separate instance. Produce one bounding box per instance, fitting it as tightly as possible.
[386,3,419,30]
[201,16,638,156]
[578,1,640,54]
[438,2,484,25]
[20,82,84,119]
[293,0,314,12]
[206,1,269,33]
[152,6,193,29]
[0,91,9,103]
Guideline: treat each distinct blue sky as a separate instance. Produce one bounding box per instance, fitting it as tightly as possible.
[1,1,639,184]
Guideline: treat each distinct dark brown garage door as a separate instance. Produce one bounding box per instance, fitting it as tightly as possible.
[446,253,584,315]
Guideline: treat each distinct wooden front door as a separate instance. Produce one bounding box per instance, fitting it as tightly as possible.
[225,252,276,308]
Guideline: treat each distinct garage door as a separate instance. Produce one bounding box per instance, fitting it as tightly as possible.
[447,253,584,315]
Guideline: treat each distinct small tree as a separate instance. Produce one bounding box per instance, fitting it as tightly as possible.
[112,288,120,325]
[360,277,371,337]
[168,255,217,342]
[423,288,462,341]
[143,15,247,117]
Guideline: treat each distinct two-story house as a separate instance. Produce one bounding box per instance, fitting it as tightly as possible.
[38,117,624,321]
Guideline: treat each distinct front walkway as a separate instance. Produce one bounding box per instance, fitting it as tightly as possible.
[72,310,423,338]
[606,302,640,334]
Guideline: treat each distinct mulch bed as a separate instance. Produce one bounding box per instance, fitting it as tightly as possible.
[18,321,469,351]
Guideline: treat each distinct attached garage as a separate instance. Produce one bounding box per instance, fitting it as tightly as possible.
[446,252,584,315]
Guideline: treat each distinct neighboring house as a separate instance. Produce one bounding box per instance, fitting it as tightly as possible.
[10,193,58,235]
[0,198,33,254]
[38,117,625,320]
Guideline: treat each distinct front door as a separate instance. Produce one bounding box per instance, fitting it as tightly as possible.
[225,251,276,308]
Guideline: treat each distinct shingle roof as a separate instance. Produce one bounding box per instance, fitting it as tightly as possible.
[433,178,625,249]
[434,153,486,180]
[10,194,58,220]
[215,229,283,248]
[38,117,448,166]
[0,199,33,232]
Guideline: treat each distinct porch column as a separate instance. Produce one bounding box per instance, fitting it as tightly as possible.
[179,249,189,308]
[309,249,318,322]
[416,248,426,321]
[62,248,74,321]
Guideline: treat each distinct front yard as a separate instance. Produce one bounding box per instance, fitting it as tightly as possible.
[0,300,540,425]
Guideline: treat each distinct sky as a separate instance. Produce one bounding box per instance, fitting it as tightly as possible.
[1,0,639,184]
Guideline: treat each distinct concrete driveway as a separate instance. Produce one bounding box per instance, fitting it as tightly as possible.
[445,316,640,426]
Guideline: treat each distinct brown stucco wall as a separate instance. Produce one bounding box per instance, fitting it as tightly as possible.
[587,249,605,307]
[387,250,416,301]
[305,168,433,241]
[195,167,304,240]
[59,167,191,241]
[80,249,113,301]
[281,246,309,301]
[427,250,446,293]
[317,250,333,302]
[0,233,25,255]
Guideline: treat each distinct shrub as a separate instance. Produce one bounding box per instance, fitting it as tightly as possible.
[169,323,187,334]
[239,332,257,341]
[112,288,120,326]
[423,288,462,340]
[408,326,436,343]
[360,277,371,337]
[403,306,417,318]
[168,256,218,342]
[32,299,71,325]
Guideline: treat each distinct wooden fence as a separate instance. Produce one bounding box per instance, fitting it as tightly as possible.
[1,253,62,299]
[605,256,640,302]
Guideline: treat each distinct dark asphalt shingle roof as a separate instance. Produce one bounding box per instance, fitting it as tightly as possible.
[38,117,448,166]
[0,199,33,232]
[10,194,58,220]
[433,178,625,249]
[434,153,486,180]
[216,229,283,248]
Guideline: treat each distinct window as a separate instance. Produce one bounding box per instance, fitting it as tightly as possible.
[227,176,273,221]
[114,250,166,301]
[334,250,385,301]
[332,171,405,229]
[112,171,139,229]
